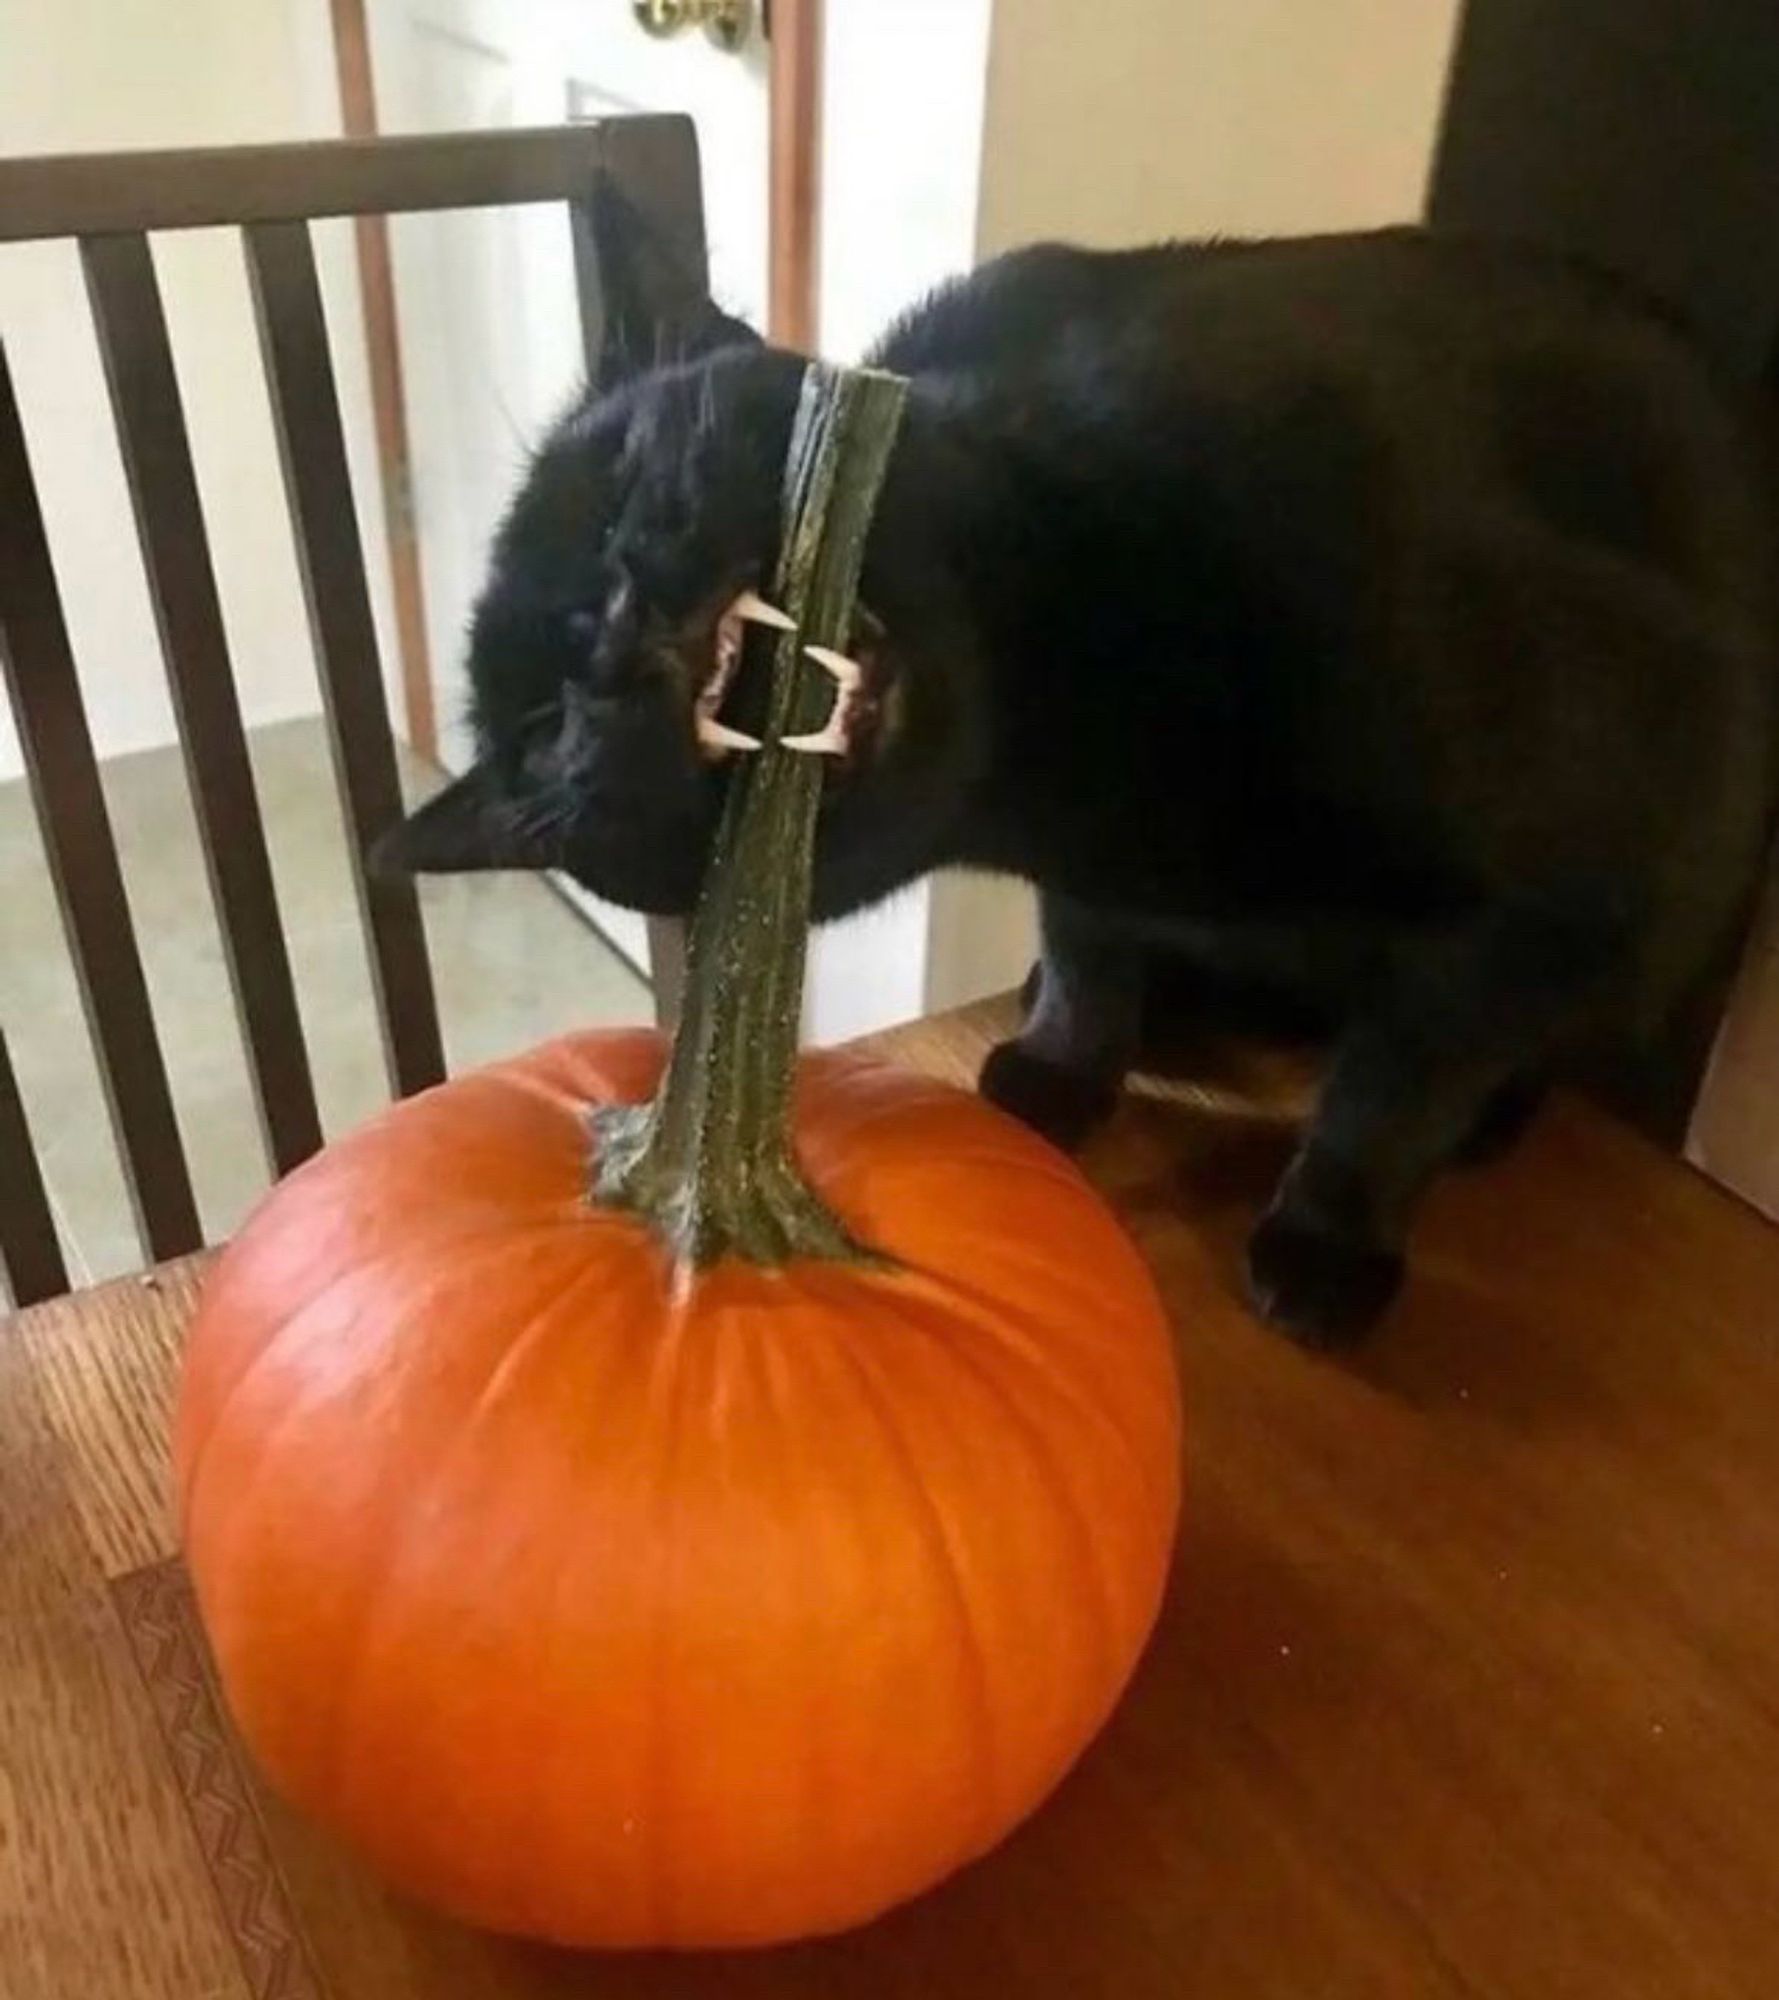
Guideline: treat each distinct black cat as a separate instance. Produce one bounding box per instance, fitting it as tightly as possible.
[383,185,1779,1346]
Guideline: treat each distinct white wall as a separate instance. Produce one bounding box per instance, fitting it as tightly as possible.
[803,0,994,1041]
[0,0,395,782]
[818,0,995,363]
[926,0,1466,1010]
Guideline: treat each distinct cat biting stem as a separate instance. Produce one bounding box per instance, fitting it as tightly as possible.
[381,183,1779,1348]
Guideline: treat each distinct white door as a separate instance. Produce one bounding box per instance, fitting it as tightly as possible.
[367,0,770,977]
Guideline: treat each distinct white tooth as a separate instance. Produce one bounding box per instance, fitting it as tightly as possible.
[696,715,763,755]
[804,645,864,692]
[781,721,850,756]
[730,589,796,631]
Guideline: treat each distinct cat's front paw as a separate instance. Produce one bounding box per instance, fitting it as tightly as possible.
[980,1039,1118,1152]
[1246,1209,1404,1349]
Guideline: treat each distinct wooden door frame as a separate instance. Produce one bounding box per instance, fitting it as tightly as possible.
[768,0,822,350]
[326,0,824,765]
[327,0,437,760]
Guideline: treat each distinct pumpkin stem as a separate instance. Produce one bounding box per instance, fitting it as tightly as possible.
[590,363,909,1271]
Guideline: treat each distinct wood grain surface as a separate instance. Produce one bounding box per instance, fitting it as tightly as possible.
[4,997,1779,1997]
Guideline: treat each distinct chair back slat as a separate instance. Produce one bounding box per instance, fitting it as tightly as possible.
[80,230,324,1176]
[0,123,622,240]
[0,117,709,1300]
[0,344,203,1262]
[242,218,446,1102]
[0,1027,68,1308]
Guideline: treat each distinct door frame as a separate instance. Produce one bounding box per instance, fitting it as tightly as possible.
[768,0,821,350]
[327,0,438,760]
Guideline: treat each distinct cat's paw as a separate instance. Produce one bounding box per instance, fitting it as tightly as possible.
[1246,1209,1404,1349]
[980,1040,1118,1152]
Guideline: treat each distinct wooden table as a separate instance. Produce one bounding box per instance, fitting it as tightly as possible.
[6,999,1779,1999]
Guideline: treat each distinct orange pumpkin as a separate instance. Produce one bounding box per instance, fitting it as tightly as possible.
[174,363,1182,1949]
[175,1030,1180,1948]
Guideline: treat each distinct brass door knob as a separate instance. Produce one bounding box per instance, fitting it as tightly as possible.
[631,0,753,52]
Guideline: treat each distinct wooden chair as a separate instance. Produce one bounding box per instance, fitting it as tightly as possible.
[0,119,702,1306]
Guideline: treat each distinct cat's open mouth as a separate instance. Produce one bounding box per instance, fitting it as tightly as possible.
[695,589,885,768]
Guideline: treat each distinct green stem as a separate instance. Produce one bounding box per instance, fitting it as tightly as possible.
[591,363,909,1271]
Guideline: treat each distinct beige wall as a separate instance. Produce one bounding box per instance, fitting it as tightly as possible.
[977,0,1464,253]
[929,0,1466,1012]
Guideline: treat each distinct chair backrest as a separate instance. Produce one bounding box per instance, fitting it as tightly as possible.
[0,118,705,1306]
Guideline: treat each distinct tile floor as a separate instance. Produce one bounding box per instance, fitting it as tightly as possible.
[1,717,650,1291]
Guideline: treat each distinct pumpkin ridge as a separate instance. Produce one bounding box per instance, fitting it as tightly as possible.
[480,1055,654,1123]
[180,1244,402,1517]
[323,1245,649,1845]
[738,1295,831,1920]
[784,1053,1019,1144]
[639,1237,697,1943]
[820,1320,1004,1846]
[458,1246,631,1431]
[808,1126,1101,1238]
[180,1224,560,1541]
[801,1089,1092,1195]
[512,1251,671,1939]
[915,1258,1177,1514]
[879,1287,1132,1701]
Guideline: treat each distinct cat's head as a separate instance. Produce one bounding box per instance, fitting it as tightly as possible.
[378,183,978,921]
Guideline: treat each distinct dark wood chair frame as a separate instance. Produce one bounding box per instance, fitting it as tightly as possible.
[0,119,701,1306]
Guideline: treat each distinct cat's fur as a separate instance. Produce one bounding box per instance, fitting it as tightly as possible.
[383,185,1779,1345]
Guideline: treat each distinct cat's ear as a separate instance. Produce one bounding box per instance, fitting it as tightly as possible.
[372,762,559,878]
[587,176,760,390]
